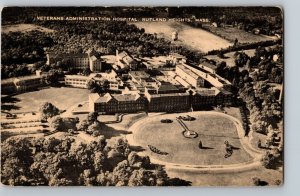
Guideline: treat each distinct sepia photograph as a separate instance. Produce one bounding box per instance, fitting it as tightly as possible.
[0,7,283,186]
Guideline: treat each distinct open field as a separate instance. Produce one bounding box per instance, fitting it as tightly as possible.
[202,25,278,43]
[132,21,232,53]
[1,87,90,113]
[2,24,55,34]
[131,112,253,165]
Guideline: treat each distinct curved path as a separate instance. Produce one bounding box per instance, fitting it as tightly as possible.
[126,111,264,173]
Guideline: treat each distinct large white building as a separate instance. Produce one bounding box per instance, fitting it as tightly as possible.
[176,64,205,87]
[1,74,44,94]
[65,71,124,90]
[176,63,231,89]
[46,52,103,72]
[65,75,90,88]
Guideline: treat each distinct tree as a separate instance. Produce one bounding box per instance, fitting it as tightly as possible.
[252,177,261,186]
[234,51,249,67]
[257,139,262,148]
[87,112,99,124]
[1,138,34,185]
[44,70,61,85]
[99,80,110,93]
[39,102,60,120]
[128,152,142,167]
[86,121,101,135]
[1,134,189,186]
[114,138,130,157]
[111,160,132,186]
[128,168,149,186]
[153,166,168,186]
[50,117,78,132]
[167,178,192,186]
[137,45,144,57]
[261,151,276,169]
[50,116,63,131]
[83,67,91,76]
[78,119,89,131]
[87,79,97,92]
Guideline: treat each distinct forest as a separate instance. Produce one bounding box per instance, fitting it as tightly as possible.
[1,135,191,186]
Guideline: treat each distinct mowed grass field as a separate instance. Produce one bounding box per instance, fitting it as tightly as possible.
[2,87,89,113]
[132,112,253,165]
[202,24,277,43]
[132,21,232,53]
[2,24,55,34]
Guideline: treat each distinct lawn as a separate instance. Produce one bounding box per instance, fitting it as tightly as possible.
[202,25,278,43]
[132,21,232,53]
[2,24,55,34]
[2,87,90,113]
[132,112,253,165]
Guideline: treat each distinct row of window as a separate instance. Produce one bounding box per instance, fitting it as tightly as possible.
[66,79,87,82]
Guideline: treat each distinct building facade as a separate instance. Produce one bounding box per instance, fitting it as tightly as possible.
[89,56,103,72]
[65,75,90,88]
[176,64,205,87]
[89,93,146,114]
[191,88,232,110]
[116,50,138,70]
[46,52,103,72]
[1,75,43,94]
[145,92,190,112]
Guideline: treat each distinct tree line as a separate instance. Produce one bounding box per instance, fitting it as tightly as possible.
[1,135,191,186]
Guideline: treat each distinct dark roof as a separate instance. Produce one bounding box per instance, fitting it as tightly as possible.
[200,61,217,70]
[47,52,88,59]
[157,83,179,92]
[113,93,140,102]
[142,78,156,83]
[129,71,150,79]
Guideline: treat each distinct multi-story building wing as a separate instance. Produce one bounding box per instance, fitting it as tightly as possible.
[191,87,232,110]
[145,92,190,112]
[89,93,146,114]
[68,53,89,69]
[178,63,231,89]
[47,52,103,72]
[176,64,205,87]
[65,75,90,88]
[1,75,43,94]
[89,55,103,72]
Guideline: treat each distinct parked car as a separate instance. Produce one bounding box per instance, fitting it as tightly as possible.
[160,119,173,123]
[6,113,17,119]
[182,115,196,121]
